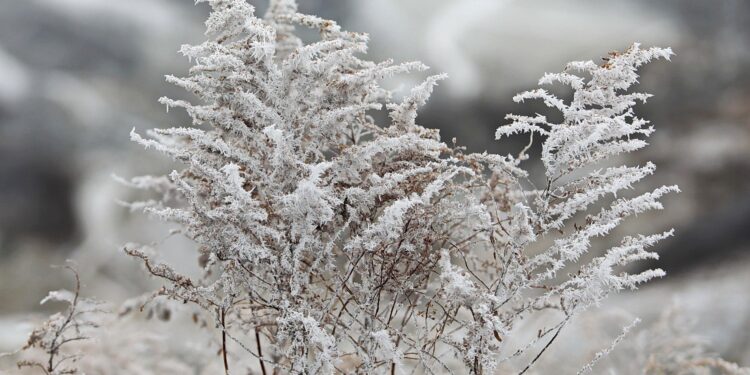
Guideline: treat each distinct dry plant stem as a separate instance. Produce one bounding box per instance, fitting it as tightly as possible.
[221,308,229,375]
[255,327,267,375]
[518,317,569,375]
[46,266,80,374]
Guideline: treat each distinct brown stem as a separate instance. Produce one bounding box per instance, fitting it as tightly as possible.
[518,318,568,375]
[221,308,229,375]
[255,327,268,375]
[47,265,81,373]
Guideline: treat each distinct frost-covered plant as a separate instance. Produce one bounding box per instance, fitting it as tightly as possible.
[9,267,205,375]
[14,265,106,375]
[113,0,679,373]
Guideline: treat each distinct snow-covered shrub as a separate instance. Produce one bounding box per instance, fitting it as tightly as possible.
[116,0,679,373]
[10,0,715,374]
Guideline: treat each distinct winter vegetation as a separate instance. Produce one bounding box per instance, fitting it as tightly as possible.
[4,0,749,374]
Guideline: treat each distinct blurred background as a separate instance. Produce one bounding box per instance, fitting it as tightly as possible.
[0,0,748,368]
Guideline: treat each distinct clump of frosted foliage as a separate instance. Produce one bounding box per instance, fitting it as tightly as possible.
[118,0,678,373]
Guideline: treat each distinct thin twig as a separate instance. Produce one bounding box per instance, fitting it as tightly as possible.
[221,308,230,375]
